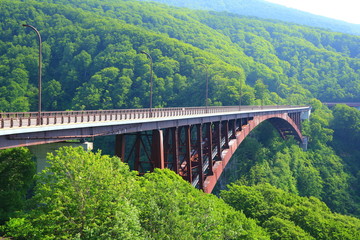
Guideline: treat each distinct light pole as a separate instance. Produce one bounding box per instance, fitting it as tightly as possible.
[140,51,153,117]
[199,64,209,111]
[23,24,42,125]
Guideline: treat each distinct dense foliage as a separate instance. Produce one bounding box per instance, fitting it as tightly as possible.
[138,0,360,35]
[211,101,360,238]
[2,145,359,239]
[216,100,360,216]
[0,148,35,224]
[1,0,360,238]
[221,183,360,240]
[1,0,360,113]
[1,147,269,239]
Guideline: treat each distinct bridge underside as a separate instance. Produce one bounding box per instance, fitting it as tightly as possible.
[115,112,303,193]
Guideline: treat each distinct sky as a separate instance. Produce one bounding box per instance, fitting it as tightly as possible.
[265,0,360,24]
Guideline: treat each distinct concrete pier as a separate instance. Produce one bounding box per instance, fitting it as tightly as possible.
[28,141,93,172]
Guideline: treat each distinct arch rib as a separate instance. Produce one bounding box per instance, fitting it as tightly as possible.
[203,112,303,193]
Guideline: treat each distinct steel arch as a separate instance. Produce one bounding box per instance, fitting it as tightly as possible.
[203,112,303,193]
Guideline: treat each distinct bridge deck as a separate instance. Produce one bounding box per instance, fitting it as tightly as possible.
[1,106,309,136]
[0,105,310,150]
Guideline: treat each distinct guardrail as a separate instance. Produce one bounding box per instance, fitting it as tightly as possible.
[0,105,308,129]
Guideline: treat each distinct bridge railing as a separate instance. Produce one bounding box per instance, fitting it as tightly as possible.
[0,105,305,129]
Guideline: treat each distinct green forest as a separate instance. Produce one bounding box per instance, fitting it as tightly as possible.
[1,0,360,238]
[138,0,360,35]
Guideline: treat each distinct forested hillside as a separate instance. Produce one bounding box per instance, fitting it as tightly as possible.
[1,145,359,239]
[1,0,360,113]
[1,0,360,238]
[139,0,360,35]
[215,100,360,217]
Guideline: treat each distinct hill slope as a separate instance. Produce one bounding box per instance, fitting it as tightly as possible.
[138,0,360,35]
[1,0,360,113]
[1,1,360,238]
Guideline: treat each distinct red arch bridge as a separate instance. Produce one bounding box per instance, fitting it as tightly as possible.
[0,105,311,193]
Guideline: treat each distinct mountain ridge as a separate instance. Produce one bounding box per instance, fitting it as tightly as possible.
[137,0,360,35]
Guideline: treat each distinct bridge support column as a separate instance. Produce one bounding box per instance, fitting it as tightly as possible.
[301,108,311,120]
[300,136,308,151]
[196,124,204,189]
[171,127,179,173]
[29,141,93,173]
[134,133,141,172]
[222,120,229,148]
[163,127,179,173]
[151,130,164,169]
[205,123,213,175]
[115,134,126,161]
[185,126,192,183]
[230,119,237,139]
[214,122,221,161]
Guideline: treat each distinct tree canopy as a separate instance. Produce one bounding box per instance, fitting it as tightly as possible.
[1,0,360,112]
[1,147,269,239]
[1,0,360,238]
